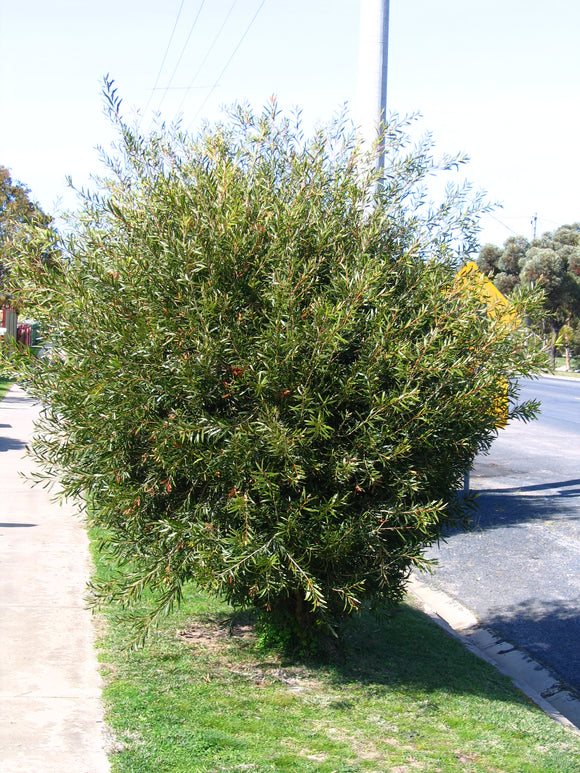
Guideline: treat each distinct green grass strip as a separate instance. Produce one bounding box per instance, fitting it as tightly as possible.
[91,534,580,773]
[0,377,14,402]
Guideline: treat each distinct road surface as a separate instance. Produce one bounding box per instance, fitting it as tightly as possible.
[419,375,580,694]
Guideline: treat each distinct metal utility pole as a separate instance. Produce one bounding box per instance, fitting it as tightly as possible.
[356,0,390,170]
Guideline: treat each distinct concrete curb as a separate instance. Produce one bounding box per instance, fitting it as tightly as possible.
[407,574,580,736]
[539,371,580,382]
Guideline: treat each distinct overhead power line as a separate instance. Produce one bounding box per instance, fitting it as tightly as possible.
[157,0,208,113]
[488,214,519,236]
[188,0,268,129]
[176,0,239,116]
[142,0,186,120]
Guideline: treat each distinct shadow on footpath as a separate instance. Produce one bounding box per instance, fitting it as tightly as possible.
[0,522,37,528]
[480,598,580,695]
[0,436,27,452]
[1,393,34,405]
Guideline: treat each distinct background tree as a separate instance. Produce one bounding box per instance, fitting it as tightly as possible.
[4,84,546,645]
[0,166,54,307]
[478,223,580,368]
[556,322,580,370]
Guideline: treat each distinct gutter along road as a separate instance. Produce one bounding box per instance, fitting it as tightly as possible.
[419,375,580,695]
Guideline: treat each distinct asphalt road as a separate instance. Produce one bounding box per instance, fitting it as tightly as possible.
[419,375,580,694]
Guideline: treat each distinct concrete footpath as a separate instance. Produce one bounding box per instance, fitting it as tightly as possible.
[0,385,110,773]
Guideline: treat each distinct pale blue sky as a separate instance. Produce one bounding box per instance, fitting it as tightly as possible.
[1,0,578,246]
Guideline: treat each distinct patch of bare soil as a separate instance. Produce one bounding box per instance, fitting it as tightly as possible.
[177,617,319,692]
[178,617,255,649]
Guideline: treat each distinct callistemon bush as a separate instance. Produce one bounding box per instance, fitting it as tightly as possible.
[5,79,545,642]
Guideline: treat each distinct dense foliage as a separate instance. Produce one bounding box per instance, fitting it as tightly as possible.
[478,225,580,368]
[0,166,54,307]
[4,83,546,640]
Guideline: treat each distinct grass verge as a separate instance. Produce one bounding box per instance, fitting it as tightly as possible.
[0,376,14,401]
[552,356,580,375]
[92,536,580,773]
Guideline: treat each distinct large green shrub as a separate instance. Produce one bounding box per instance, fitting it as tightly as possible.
[6,83,545,640]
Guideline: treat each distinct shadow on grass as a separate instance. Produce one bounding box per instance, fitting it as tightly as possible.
[188,600,542,713]
[327,605,522,700]
[94,544,573,721]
